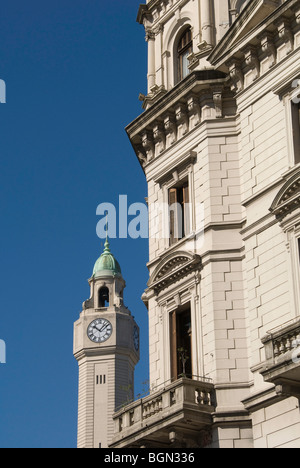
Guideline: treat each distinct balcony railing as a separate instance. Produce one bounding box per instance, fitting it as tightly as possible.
[262,318,300,362]
[260,318,300,398]
[110,376,215,449]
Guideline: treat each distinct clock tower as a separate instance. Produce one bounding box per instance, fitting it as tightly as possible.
[73,239,140,449]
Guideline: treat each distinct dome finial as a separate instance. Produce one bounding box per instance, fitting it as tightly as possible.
[103,211,110,253]
[92,212,122,279]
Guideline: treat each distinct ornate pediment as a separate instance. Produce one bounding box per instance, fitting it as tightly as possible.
[148,251,202,294]
[209,0,289,69]
[270,169,300,220]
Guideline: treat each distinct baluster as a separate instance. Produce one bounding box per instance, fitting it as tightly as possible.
[274,340,279,357]
[279,339,285,355]
[286,335,292,352]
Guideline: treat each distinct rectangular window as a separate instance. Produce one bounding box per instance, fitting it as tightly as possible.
[96,375,106,385]
[292,101,300,164]
[168,182,190,246]
[170,305,192,381]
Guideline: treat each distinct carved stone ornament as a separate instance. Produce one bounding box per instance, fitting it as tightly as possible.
[260,32,276,69]
[226,59,244,93]
[175,104,189,136]
[187,95,201,126]
[153,124,166,155]
[243,46,260,81]
[164,115,177,146]
[270,170,300,220]
[148,251,202,294]
[212,88,223,118]
[141,131,155,162]
[276,19,294,55]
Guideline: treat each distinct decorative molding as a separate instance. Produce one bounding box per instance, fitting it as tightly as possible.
[164,114,177,146]
[126,70,228,170]
[175,104,189,136]
[141,131,155,162]
[153,150,197,185]
[259,32,277,69]
[294,5,300,24]
[270,169,300,220]
[153,124,166,155]
[227,59,244,92]
[145,29,156,42]
[243,46,260,81]
[187,95,201,127]
[276,18,294,56]
[210,0,300,97]
[147,251,202,294]
[211,88,223,118]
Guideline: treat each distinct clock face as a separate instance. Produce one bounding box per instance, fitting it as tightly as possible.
[133,326,139,352]
[87,319,113,344]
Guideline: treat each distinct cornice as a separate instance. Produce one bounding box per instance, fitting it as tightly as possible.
[126,71,227,137]
[137,0,189,28]
[209,0,287,68]
[126,70,229,172]
[74,345,137,362]
[207,0,300,107]
[270,167,300,220]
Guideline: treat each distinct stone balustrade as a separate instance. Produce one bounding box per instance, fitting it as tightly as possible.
[110,376,215,448]
[262,318,300,362]
[260,318,300,398]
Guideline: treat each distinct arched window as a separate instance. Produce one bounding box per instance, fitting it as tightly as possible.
[98,287,109,308]
[177,27,192,83]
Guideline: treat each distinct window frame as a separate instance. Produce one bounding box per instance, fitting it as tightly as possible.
[291,100,300,165]
[170,305,193,381]
[168,181,190,247]
[155,151,196,252]
[177,27,193,83]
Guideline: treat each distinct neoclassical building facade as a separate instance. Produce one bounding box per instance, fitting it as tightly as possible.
[75,0,300,449]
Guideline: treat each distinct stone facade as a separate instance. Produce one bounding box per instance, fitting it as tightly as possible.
[109,0,300,449]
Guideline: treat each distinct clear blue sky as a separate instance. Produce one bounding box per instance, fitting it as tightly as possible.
[0,0,149,448]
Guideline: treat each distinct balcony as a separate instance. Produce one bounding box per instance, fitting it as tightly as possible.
[260,318,300,398]
[110,377,215,449]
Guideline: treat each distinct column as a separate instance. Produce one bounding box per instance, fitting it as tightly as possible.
[155,25,164,88]
[200,0,214,47]
[146,30,156,93]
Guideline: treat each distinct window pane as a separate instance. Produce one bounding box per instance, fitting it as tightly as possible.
[292,102,300,164]
[182,50,190,79]
[177,27,192,83]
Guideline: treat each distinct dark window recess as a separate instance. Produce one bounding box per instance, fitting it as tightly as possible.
[292,101,300,165]
[169,183,190,246]
[177,27,192,83]
[170,306,192,381]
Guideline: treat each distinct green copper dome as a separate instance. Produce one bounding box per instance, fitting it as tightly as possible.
[92,240,122,279]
